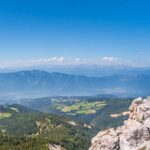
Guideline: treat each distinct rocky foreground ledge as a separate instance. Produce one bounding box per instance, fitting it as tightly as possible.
[89,97,150,150]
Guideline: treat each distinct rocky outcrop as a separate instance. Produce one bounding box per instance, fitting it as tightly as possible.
[48,144,66,150]
[110,111,129,118]
[89,97,150,150]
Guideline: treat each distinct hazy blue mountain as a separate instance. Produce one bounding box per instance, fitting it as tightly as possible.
[2,65,150,77]
[0,70,150,99]
[43,65,150,77]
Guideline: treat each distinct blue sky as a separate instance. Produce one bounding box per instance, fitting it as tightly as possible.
[0,0,150,67]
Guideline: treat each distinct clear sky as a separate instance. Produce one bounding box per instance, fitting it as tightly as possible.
[0,0,150,67]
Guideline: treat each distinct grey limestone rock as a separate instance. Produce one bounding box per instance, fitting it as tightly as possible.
[89,97,150,150]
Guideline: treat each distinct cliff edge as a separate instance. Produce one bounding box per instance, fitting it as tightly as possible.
[89,97,150,150]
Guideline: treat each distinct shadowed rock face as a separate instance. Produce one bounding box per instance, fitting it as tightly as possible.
[89,97,150,150]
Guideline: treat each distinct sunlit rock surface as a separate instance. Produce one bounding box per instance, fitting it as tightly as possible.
[48,144,66,150]
[89,97,150,150]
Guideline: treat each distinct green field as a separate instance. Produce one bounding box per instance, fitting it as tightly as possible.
[0,113,12,119]
[76,109,96,115]
[55,101,107,115]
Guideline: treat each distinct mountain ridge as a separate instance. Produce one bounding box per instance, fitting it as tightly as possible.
[0,70,150,99]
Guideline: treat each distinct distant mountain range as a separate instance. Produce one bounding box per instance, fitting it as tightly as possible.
[2,65,150,77]
[0,70,150,99]
[42,65,150,77]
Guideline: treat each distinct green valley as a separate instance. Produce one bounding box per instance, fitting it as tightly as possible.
[55,101,106,115]
[0,97,134,150]
[21,97,133,130]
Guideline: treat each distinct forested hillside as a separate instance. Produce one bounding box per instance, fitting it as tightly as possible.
[0,104,95,150]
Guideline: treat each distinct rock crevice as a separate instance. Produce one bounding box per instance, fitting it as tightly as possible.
[89,97,150,150]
